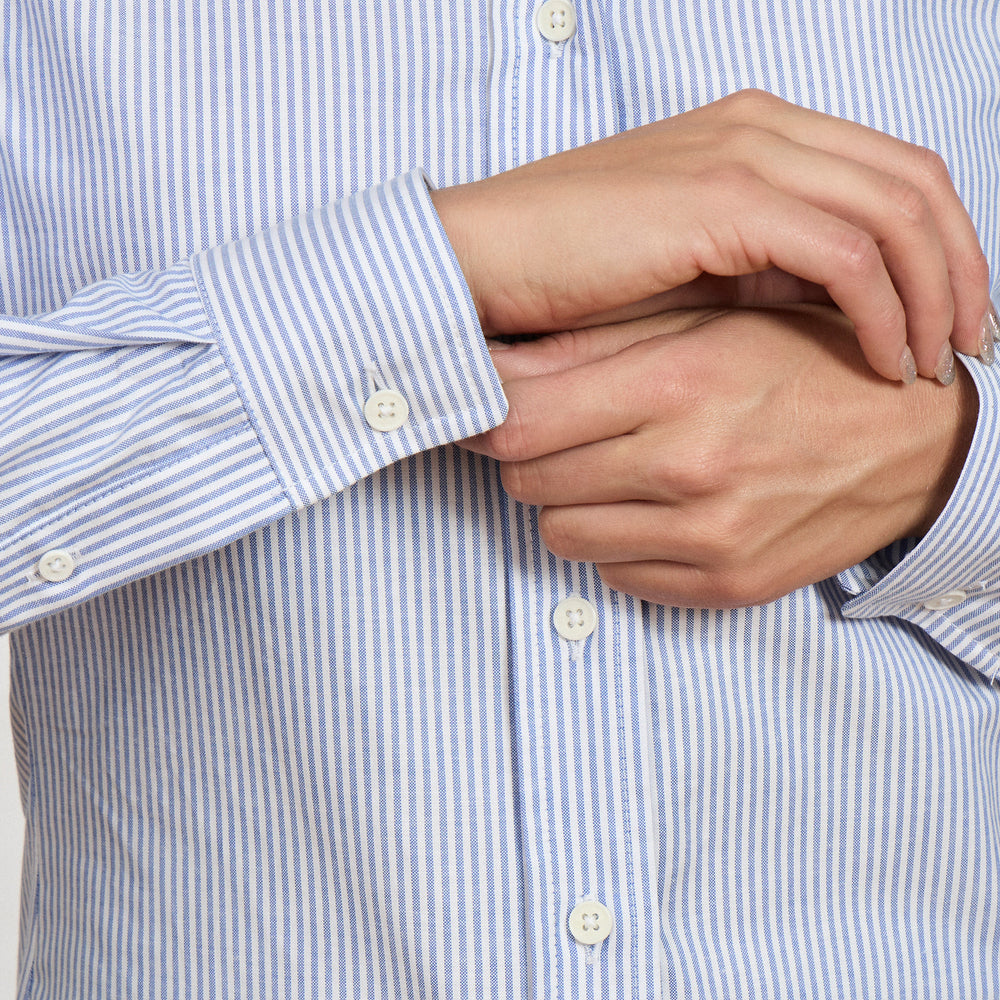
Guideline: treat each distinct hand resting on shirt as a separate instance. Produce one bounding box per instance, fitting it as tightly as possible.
[432,88,992,383]
[460,307,977,608]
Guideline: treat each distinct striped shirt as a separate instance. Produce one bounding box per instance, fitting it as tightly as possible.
[3,1,1000,996]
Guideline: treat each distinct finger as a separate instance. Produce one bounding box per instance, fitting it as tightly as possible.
[749,133,956,376]
[452,146,913,373]
[502,434,676,506]
[486,308,720,382]
[537,503,785,607]
[538,500,733,566]
[493,178,913,383]
[727,91,991,358]
[715,182,909,381]
[525,272,832,332]
[461,353,646,460]
[795,124,989,360]
[595,560,767,610]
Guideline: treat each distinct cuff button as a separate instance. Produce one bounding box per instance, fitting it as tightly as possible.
[364,389,410,432]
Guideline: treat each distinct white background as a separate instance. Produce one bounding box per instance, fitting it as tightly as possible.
[1,634,23,996]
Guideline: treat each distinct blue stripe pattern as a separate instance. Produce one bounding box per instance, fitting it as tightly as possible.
[2,1,999,997]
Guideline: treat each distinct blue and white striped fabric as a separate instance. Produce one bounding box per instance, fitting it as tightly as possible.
[2,1,999,997]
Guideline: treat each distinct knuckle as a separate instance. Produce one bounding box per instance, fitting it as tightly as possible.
[832,227,881,277]
[699,505,751,562]
[717,122,767,157]
[627,347,684,421]
[645,340,702,408]
[636,455,677,498]
[701,155,760,196]
[884,175,930,228]
[722,87,783,121]
[706,567,763,609]
[667,441,728,498]
[880,297,907,336]
[908,144,952,190]
[957,249,991,291]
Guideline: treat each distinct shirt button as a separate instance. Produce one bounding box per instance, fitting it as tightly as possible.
[553,596,597,640]
[536,0,577,42]
[38,549,76,582]
[364,389,409,432]
[568,900,614,945]
[922,589,968,611]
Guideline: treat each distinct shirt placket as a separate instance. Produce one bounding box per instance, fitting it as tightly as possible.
[497,482,661,1000]
[487,0,622,171]
[486,7,660,991]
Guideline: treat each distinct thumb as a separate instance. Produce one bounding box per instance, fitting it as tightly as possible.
[486,308,723,382]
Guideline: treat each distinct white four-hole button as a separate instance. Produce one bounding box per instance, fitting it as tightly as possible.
[568,900,613,945]
[922,589,968,611]
[38,548,76,582]
[553,596,597,640]
[536,0,577,42]
[364,389,409,432]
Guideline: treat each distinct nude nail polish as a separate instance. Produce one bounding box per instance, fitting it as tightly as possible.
[899,345,917,384]
[979,314,996,366]
[986,304,1000,344]
[935,342,956,386]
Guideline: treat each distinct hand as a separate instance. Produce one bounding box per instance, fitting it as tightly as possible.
[460,307,978,608]
[432,89,992,383]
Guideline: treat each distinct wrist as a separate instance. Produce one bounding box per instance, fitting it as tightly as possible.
[430,184,490,331]
[911,363,978,536]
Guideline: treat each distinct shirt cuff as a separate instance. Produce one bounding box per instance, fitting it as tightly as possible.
[0,171,506,631]
[192,168,508,508]
[838,352,1000,681]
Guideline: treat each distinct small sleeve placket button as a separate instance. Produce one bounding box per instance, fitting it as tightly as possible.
[38,549,76,582]
[364,389,409,432]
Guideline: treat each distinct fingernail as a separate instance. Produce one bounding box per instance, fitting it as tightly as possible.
[986,304,1000,344]
[899,345,917,384]
[980,314,996,365]
[486,339,512,352]
[934,342,956,386]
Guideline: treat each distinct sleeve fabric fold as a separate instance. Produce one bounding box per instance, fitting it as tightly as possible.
[0,170,507,631]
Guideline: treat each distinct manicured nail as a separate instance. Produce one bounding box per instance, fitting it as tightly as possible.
[934,342,956,386]
[986,304,1000,344]
[486,339,512,351]
[979,315,995,366]
[899,345,917,384]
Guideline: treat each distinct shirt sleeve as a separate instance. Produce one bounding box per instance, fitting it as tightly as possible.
[0,169,507,631]
[837,339,1000,683]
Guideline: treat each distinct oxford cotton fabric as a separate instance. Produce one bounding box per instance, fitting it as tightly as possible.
[2,1,1000,998]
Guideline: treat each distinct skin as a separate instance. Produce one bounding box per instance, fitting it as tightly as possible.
[432,89,992,382]
[460,307,978,608]
[432,89,990,606]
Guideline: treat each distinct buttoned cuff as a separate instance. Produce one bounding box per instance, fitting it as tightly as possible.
[193,168,507,508]
[0,171,506,631]
[838,352,1000,681]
